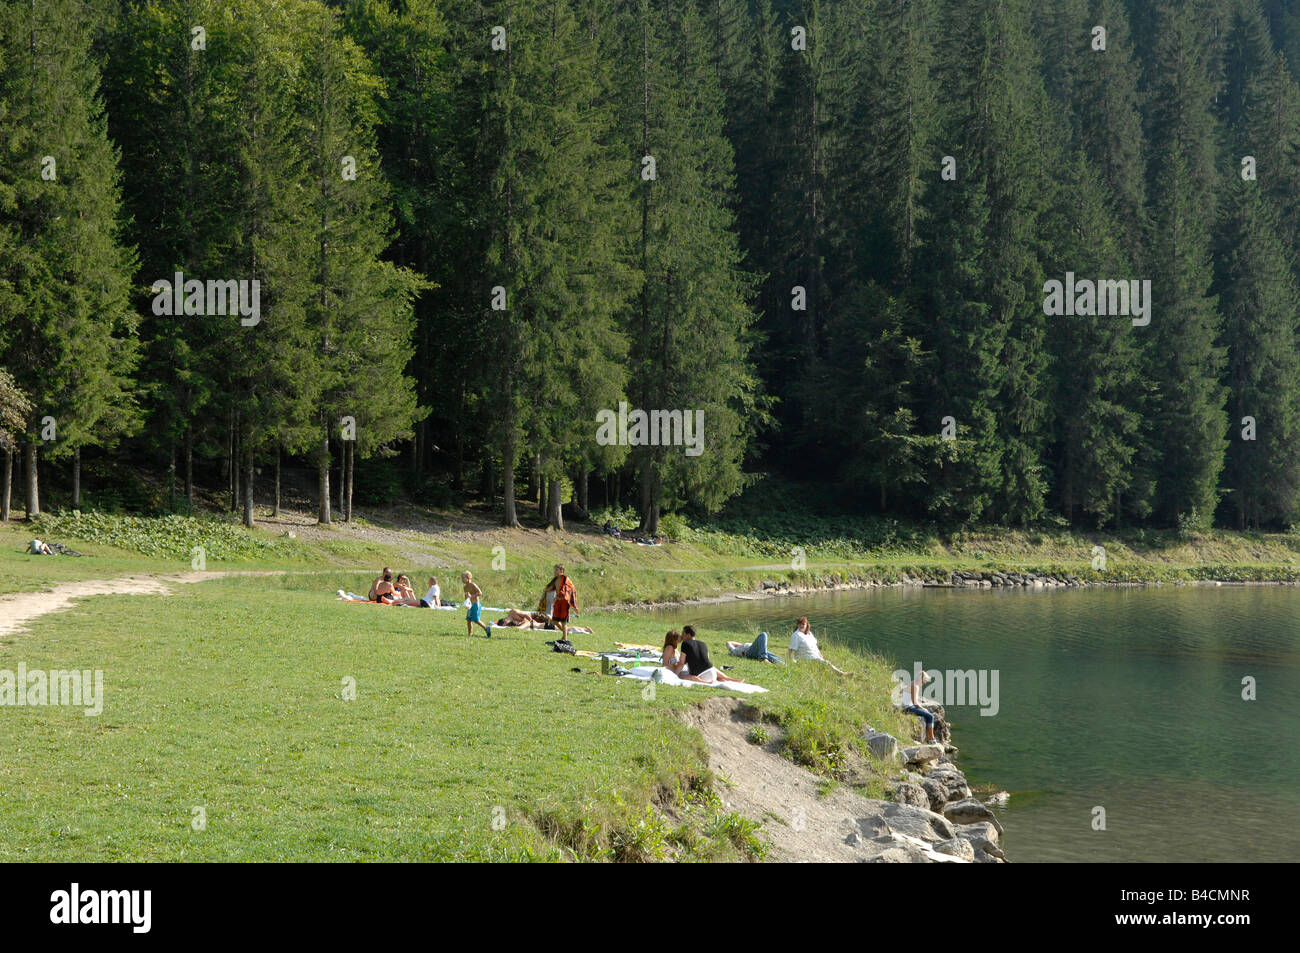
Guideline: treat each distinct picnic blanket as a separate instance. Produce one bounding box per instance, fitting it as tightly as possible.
[621,665,767,694]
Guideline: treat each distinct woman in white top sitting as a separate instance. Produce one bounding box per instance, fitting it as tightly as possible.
[787,617,847,674]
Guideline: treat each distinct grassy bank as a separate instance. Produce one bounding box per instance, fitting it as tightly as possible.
[0,573,911,861]
[6,506,1300,860]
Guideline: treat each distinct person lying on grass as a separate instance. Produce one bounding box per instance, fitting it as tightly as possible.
[493,609,593,634]
[462,571,491,638]
[670,626,745,685]
[726,631,785,664]
[787,616,847,674]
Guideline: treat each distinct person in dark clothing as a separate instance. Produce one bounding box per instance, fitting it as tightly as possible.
[673,625,745,685]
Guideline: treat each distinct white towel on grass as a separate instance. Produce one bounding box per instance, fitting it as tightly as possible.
[622,666,767,694]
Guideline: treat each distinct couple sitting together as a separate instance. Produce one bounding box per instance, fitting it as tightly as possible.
[660,626,746,685]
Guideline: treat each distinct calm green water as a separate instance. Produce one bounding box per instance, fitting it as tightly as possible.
[645,586,1300,862]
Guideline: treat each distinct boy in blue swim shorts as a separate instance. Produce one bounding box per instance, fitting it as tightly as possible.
[462,571,491,638]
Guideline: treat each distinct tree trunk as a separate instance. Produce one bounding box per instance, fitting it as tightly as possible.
[336,455,345,516]
[502,437,519,527]
[273,446,281,518]
[547,478,564,531]
[577,468,588,515]
[345,441,354,522]
[539,476,549,518]
[480,451,493,502]
[529,453,540,506]
[168,440,176,508]
[24,441,39,519]
[227,415,236,510]
[454,425,465,492]
[318,427,332,524]
[231,417,241,513]
[184,427,194,508]
[2,449,12,521]
[639,458,660,534]
[242,445,254,528]
[72,447,81,509]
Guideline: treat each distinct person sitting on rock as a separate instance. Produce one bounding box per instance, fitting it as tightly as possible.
[900,672,938,743]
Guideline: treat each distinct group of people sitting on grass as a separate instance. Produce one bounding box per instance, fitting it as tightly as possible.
[657,616,847,685]
[364,567,445,607]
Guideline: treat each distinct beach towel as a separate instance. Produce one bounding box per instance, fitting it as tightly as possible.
[621,665,767,694]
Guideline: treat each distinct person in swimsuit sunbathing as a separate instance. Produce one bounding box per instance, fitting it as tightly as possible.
[374,578,399,604]
[368,567,393,602]
[494,609,593,634]
[386,574,424,606]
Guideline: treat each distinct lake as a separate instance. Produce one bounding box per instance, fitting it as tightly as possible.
[645,585,1300,862]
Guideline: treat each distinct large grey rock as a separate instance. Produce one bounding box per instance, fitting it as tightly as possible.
[901,744,943,767]
[869,832,971,863]
[863,730,900,762]
[921,777,950,813]
[943,797,1005,835]
[869,802,957,842]
[925,764,973,801]
[955,820,1001,848]
[891,781,930,810]
[934,837,976,862]
[867,847,918,864]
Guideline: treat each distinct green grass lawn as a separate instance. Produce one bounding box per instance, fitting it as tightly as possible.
[0,574,913,861]
[8,506,1300,861]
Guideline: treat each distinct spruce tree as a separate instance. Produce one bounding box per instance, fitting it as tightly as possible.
[1041,154,1147,525]
[1213,179,1300,527]
[296,2,425,524]
[0,0,140,517]
[1076,0,1149,265]
[1143,0,1230,527]
[615,0,761,531]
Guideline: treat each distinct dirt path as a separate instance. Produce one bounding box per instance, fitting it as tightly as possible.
[0,569,338,643]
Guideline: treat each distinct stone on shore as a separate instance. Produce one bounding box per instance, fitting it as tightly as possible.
[872,802,957,842]
[934,837,977,862]
[921,777,950,813]
[943,798,1005,835]
[901,743,943,767]
[890,781,931,810]
[863,730,901,762]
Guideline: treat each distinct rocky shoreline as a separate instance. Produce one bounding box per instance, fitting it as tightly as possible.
[692,698,1007,863]
[597,567,1299,611]
[857,703,1007,863]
